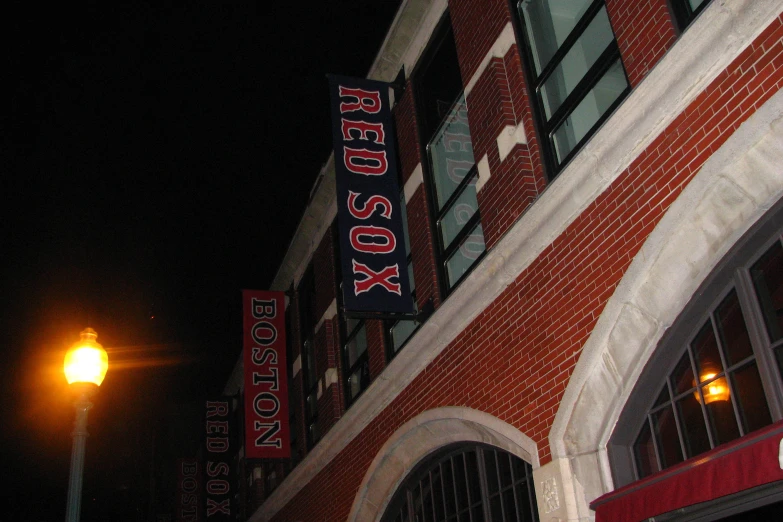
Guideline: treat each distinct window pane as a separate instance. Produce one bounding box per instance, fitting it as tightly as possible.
[348,366,363,400]
[446,224,486,287]
[703,376,740,445]
[653,385,670,408]
[428,95,475,209]
[552,59,628,162]
[440,178,479,248]
[497,452,513,488]
[453,454,468,510]
[442,459,457,516]
[432,467,445,521]
[484,450,499,495]
[345,324,367,367]
[633,420,659,478]
[391,317,419,353]
[751,240,783,343]
[540,7,614,119]
[519,0,593,74]
[670,352,695,396]
[689,0,708,10]
[652,405,683,469]
[731,362,772,434]
[675,394,710,458]
[716,289,753,366]
[465,451,482,506]
[691,320,723,383]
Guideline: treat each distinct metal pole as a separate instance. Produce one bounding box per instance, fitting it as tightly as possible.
[65,393,93,522]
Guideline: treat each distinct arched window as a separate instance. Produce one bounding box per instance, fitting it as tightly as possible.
[382,443,539,522]
[609,204,783,486]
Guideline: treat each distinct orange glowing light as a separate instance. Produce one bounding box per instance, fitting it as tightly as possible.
[694,372,730,404]
[63,328,108,386]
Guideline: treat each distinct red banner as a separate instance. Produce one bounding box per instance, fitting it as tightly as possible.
[176,458,200,522]
[243,290,290,459]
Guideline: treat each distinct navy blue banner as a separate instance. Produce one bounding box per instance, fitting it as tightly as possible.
[328,75,413,314]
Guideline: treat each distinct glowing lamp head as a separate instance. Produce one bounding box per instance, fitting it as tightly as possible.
[64,328,108,386]
[694,369,730,405]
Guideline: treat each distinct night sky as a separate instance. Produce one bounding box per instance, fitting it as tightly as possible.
[1,1,401,519]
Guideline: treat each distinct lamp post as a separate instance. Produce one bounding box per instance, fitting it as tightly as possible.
[63,328,108,522]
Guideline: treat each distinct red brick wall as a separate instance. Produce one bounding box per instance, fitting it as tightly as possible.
[607,0,677,88]
[394,80,422,185]
[270,13,783,522]
[450,0,511,82]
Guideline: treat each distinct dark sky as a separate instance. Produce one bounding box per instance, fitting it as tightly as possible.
[1,1,401,519]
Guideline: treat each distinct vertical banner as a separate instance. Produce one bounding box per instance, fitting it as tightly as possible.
[328,75,414,314]
[203,398,235,520]
[243,290,290,458]
[176,458,201,522]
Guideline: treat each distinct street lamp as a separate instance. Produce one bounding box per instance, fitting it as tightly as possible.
[63,328,108,522]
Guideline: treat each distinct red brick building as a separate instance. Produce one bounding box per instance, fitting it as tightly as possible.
[224,1,783,520]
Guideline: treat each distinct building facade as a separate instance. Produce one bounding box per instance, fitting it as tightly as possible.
[224,1,783,520]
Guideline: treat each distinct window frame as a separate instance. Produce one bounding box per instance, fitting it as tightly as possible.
[512,0,631,177]
[670,0,712,32]
[340,312,370,406]
[381,443,540,522]
[412,12,487,299]
[609,203,783,487]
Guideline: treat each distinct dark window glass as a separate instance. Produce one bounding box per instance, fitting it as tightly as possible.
[651,405,683,468]
[716,290,754,366]
[731,362,772,433]
[633,420,658,477]
[516,0,630,174]
[675,393,710,458]
[751,240,783,344]
[298,267,319,449]
[671,0,712,31]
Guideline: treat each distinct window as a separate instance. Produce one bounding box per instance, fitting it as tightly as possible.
[298,267,319,448]
[342,314,370,404]
[610,211,783,485]
[516,0,630,173]
[382,444,539,522]
[671,0,712,31]
[416,14,486,294]
[387,192,420,358]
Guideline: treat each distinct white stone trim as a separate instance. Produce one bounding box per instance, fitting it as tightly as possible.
[548,78,783,521]
[496,123,527,163]
[403,163,424,203]
[399,0,448,79]
[292,354,301,379]
[346,407,539,522]
[475,154,491,193]
[324,367,339,389]
[464,22,516,97]
[315,298,337,334]
[249,3,783,520]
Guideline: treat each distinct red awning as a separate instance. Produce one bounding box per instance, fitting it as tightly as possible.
[591,420,783,521]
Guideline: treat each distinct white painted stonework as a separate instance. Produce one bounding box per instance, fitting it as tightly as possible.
[497,123,527,163]
[346,407,539,522]
[549,65,783,522]
[292,354,301,379]
[324,367,338,389]
[403,163,424,204]
[475,154,491,193]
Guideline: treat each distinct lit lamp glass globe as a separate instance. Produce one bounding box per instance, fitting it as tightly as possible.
[64,328,108,386]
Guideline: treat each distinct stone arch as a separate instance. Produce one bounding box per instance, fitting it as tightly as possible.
[347,407,539,522]
[547,88,783,516]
